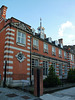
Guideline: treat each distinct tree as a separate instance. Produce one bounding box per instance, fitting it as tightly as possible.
[43,65,61,88]
[67,68,75,83]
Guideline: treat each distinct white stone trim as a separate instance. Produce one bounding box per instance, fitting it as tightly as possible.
[27,47,30,49]
[4,50,14,54]
[62,69,64,71]
[27,63,30,66]
[4,45,30,53]
[3,77,13,81]
[27,73,30,75]
[0,19,3,23]
[27,55,30,57]
[3,66,13,69]
[49,64,52,65]
[27,59,30,62]
[27,43,30,45]
[56,65,59,67]
[27,68,30,70]
[27,39,30,42]
[6,32,15,36]
[5,41,14,44]
[39,62,43,64]
[4,55,13,58]
[5,36,14,40]
[6,28,15,32]
[27,77,30,80]
[4,60,13,64]
[28,36,30,38]
[3,72,13,74]
[56,71,59,73]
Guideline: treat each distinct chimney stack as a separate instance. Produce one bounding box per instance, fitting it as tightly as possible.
[0,5,7,19]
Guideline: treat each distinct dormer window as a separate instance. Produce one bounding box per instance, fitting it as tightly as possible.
[40,34,44,39]
[52,46,56,56]
[33,38,39,50]
[59,49,62,58]
[44,43,48,53]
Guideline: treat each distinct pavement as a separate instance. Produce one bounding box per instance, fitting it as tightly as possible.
[0,87,75,100]
[0,87,41,100]
[40,87,75,100]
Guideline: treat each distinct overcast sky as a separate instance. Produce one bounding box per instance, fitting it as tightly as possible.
[0,0,75,45]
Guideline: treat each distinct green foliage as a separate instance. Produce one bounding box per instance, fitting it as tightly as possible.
[67,68,75,83]
[43,65,61,88]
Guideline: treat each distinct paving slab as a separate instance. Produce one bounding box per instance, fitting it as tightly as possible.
[40,87,75,100]
[0,87,37,100]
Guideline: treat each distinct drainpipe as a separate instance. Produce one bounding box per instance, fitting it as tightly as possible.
[3,60,7,87]
[30,36,32,85]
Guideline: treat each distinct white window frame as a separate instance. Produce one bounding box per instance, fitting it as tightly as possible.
[59,64,62,76]
[59,49,62,57]
[71,54,73,62]
[64,51,67,59]
[43,61,48,75]
[52,46,56,55]
[52,62,56,72]
[64,65,67,75]
[33,38,39,50]
[44,43,48,53]
[16,30,26,46]
[32,59,39,75]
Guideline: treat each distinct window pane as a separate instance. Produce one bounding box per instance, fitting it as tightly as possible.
[18,37,20,43]
[17,31,26,45]
[59,64,62,75]
[33,39,38,46]
[18,32,21,36]
[22,33,25,37]
[36,40,38,46]
[21,38,25,44]
[43,61,48,75]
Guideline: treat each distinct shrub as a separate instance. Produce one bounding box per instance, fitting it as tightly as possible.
[67,68,75,83]
[43,65,61,88]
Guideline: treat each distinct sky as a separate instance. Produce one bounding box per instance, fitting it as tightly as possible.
[0,0,75,45]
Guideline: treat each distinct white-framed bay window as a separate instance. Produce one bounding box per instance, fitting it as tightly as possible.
[17,31,26,46]
[33,38,39,50]
[44,43,48,53]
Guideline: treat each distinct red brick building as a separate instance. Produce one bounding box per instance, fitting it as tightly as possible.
[0,5,75,86]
